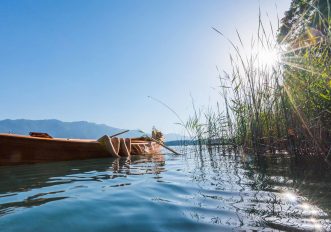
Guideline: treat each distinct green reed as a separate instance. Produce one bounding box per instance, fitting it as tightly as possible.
[185,1,331,159]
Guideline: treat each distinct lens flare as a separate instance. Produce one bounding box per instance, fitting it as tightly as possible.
[256,47,281,68]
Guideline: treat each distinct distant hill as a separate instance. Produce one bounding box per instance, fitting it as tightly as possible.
[0,119,183,141]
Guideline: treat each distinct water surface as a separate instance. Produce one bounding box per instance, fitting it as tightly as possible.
[0,148,330,231]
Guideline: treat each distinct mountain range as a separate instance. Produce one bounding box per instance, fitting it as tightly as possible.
[0,119,183,142]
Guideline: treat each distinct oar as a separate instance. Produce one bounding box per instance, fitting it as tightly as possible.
[109,130,130,138]
[146,136,182,155]
[138,130,182,155]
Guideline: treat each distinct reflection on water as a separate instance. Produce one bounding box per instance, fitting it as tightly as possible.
[0,148,330,231]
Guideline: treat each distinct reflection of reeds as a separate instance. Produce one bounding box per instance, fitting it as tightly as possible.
[185,5,330,161]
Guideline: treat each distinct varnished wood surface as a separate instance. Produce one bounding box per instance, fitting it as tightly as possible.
[0,134,162,165]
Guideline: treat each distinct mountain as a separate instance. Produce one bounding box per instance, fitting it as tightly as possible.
[0,119,182,141]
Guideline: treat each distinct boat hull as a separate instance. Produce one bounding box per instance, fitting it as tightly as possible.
[0,134,162,165]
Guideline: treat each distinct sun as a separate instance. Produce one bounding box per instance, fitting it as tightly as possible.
[255,46,282,69]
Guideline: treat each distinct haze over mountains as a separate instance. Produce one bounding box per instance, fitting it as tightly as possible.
[0,119,183,141]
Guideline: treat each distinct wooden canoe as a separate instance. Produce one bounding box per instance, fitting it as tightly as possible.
[0,133,163,166]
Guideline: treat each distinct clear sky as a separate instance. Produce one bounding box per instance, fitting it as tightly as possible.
[0,0,291,134]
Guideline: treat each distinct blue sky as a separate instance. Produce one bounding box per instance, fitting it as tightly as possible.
[0,0,291,134]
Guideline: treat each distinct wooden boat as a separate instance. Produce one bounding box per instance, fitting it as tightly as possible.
[0,130,164,166]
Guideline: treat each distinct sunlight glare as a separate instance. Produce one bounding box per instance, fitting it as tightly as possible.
[310,218,322,231]
[283,191,297,202]
[300,203,311,210]
[300,203,319,215]
[256,47,281,69]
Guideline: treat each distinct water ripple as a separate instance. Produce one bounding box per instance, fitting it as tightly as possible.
[0,151,330,231]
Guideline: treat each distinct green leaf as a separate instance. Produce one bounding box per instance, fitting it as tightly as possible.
[320,93,331,100]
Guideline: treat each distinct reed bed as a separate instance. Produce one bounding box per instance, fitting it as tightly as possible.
[184,1,331,161]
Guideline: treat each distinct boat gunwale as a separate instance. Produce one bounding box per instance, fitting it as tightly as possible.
[0,133,99,144]
[0,133,158,145]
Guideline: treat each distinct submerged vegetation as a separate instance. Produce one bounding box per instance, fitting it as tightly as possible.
[184,0,331,161]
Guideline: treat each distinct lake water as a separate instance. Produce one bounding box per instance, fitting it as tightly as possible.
[0,147,330,231]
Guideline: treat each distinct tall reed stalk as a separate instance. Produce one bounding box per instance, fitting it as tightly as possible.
[185,2,331,160]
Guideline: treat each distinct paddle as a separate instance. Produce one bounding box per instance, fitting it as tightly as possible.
[109,130,130,138]
[148,136,182,155]
[138,130,182,155]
